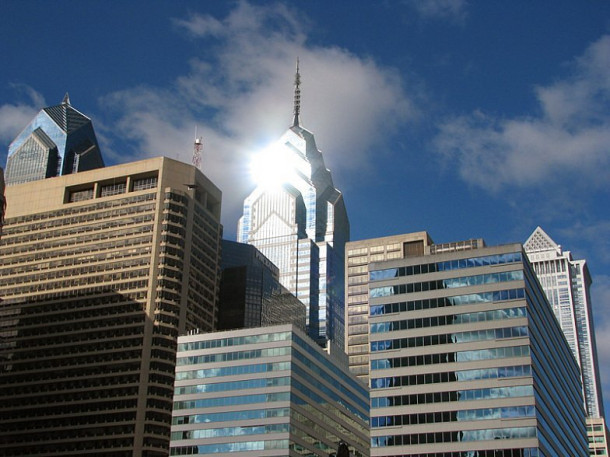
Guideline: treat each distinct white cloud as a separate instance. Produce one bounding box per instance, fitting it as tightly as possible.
[0,85,45,156]
[435,35,610,193]
[101,1,415,237]
[403,0,468,22]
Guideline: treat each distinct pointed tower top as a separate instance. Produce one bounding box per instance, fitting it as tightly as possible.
[62,93,71,105]
[292,58,301,127]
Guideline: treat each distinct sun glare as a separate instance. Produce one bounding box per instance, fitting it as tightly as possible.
[250,144,295,188]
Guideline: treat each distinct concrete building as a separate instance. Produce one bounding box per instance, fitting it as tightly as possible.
[0,157,222,456]
[237,62,349,348]
[171,324,369,456]
[219,240,306,331]
[345,232,437,381]
[350,233,587,456]
[4,94,104,186]
[525,226,608,455]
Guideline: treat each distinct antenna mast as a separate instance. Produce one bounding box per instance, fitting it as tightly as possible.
[292,58,301,127]
[193,127,203,169]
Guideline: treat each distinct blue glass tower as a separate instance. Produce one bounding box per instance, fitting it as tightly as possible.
[237,62,349,348]
[5,94,104,185]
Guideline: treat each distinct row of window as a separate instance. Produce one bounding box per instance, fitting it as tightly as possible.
[174,391,290,411]
[370,307,527,334]
[371,345,531,370]
[370,252,523,281]
[178,331,291,352]
[372,426,537,448]
[378,449,539,457]
[173,407,290,426]
[172,423,290,441]
[370,325,529,352]
[370,270,524,298]
[371,364,532,389]
[170,439,289,455]
[175,361,290,381]
[174,375,290,395]
[372,385,534,408]
[372,404,535,427]
[370,288,526,315]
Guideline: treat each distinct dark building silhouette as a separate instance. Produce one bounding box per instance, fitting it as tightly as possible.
[219,240,306,331]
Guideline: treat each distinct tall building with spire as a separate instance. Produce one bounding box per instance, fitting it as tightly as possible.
[237,62,349,348]
[4,94,104,186]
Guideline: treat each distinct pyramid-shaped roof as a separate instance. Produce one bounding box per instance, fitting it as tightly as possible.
[524,226,559,253]
[43,94,91,134]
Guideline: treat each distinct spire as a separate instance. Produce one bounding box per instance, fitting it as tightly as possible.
[292,58,301,127]
[62,93,71,105]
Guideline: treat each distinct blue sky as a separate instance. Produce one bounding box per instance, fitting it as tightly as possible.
[2,0,610,415]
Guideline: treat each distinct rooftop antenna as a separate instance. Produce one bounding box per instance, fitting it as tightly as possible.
[193,127,203,169]
[292,58,301,127]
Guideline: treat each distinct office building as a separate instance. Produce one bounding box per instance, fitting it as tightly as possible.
[4,94,104,186]
[0,167,5,236]
[171,324,370,456]
[0,157,222,456]
[524,226,608,455]
[361,233,587,456]
[345,232,437,381]
[237,63,349,348]
[219,240,306,331]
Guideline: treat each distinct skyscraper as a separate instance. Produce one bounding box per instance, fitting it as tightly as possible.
[4,94,104,186]
[237,62,349,348]
[0,167,5,237]
[0,157,222,456]
[349,232,587,456]
[524,226,608,454]
[171,324,370,456]
[218,240,306,330]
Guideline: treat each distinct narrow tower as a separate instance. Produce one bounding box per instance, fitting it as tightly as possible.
[237,61,350,348]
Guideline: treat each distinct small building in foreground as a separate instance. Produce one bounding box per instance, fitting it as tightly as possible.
[171,324,370,456]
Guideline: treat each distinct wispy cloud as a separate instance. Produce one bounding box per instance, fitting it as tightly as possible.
[434,35,610,193]
[0,85,45,160]
[403,0,468,22]
[101,2,416,236]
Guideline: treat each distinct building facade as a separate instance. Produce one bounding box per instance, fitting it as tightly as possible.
[0,157,222,456]
[171,324,370,456]
[237,64,349,348]
[345,232,436,381]
[524,226,608,455]
[356,234,587,456]
[219,240,306,331]
[4,94,105,186]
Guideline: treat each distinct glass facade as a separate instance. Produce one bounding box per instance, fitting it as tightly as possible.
[525,227,604,421]
[367,239,588,456]
[237,122,349,348]
[218,240,306,330]
[5,95,104,185]
[171,324,369,456]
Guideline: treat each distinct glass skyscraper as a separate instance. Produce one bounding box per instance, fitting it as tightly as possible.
[4,93,104,186]
[525,226,608,455]
[218,240,306,331]
[237,64,349,348]
[350,233,587,456]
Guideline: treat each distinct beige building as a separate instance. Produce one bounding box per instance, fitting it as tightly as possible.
[345,232,435,381]
[0,157,222,456]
